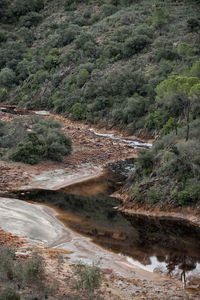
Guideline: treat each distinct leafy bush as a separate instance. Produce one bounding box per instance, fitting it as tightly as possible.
[44,54,59,70]
[178,185,200,205]
[77,69,90,87]
[19,11,43,28]
[22,252,46,286]
[177,42,195,57]
[136,149,154,175]
[8,118,72,164]
[152,7,167,30]
[0,67,16,87]
[190,60,200,78]
[72,262,103,296]
[0,245,50,299]
[187,18,200,32]
[0,88,8,101]
[0,31,7,43]
[70,102,84,120]
[160,117,175,136]
[123,34,151,58]
[57,25,79,47]
[147,188,160,204]
[10,131,45,164]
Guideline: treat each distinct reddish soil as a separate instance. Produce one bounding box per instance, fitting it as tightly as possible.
[0,111,141,194]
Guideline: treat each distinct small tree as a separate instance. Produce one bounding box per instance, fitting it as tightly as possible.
[152,7,167,33]
[156,76,200,141]
[70,102,83,120]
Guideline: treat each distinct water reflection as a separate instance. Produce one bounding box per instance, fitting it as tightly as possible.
[16,188,200,283]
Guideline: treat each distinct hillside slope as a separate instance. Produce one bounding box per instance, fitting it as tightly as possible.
[0,0,200,210]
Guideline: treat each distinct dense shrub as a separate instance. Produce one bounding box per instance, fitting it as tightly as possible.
[57,25,79,47]
[70,102,84,120]
[72,262,103,296]
[19,11,43,28]
[0,88,8,101]
[123,34,151,58]
[0,31,7,43]
[0,67,16,87]
[190,60,200,78]
[187,18,200,32]
[5,118,72,164]
[0,245,50,299]
[10,131,45,164]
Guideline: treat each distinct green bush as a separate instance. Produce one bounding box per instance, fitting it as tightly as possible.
[72,262,103,295]
[70,102,84,120]
[10,131,45,164]
[123,34,151,58]
[77,69,90,87]
[160,117,175,136]
[57,25,79,46]
[101,4,118,17]
[136,150,154,173]
[147,188,160,204]
[0,67,16,87]
[19,11,43,28]
[44,54,59,70]
[22,252,46,286]
[187,18,199,32]
[177,42,195,57]
[0,31,7,43]
[152,7,167,30]
[178,185,200,205]
[123,95,147,124]
[0,88,8,101]
[9,118,72,164]
[190,60,200,78]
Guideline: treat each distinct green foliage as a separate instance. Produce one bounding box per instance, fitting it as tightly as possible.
[160,117,175,136]
[136,150,154,174]
[6,118,72,164]
[0,68,16,87]
[177,42,195,57]
[123,34,151,58]
[0,31,7,43]
[22,252,46,286]
[72,262,103,295]
[156,75,200,140]
[123,95,147,124]
[44,53,59,70]
[57,25,79,47]
[152,7,167,29]
[147,188,160,204]
[0,245,50,299]
[190,60,200,78]
[0,88,8,101]
[10,131,45,164]
[187,18,200,32]
[19,11,43,28]
[178,185,200,205]
[77,69,90,87]
[70,102,84,120]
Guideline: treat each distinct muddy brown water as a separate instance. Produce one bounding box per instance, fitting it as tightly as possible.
[14,159,200,284]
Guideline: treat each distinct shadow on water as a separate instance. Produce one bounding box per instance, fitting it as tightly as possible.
[15,158,200,283]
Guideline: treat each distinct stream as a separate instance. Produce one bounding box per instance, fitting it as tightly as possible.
[0,108,200,286]
[4,157,200,285]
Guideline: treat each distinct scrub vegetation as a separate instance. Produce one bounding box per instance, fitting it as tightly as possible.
[0,0,200,206]
[0,117,72,164]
